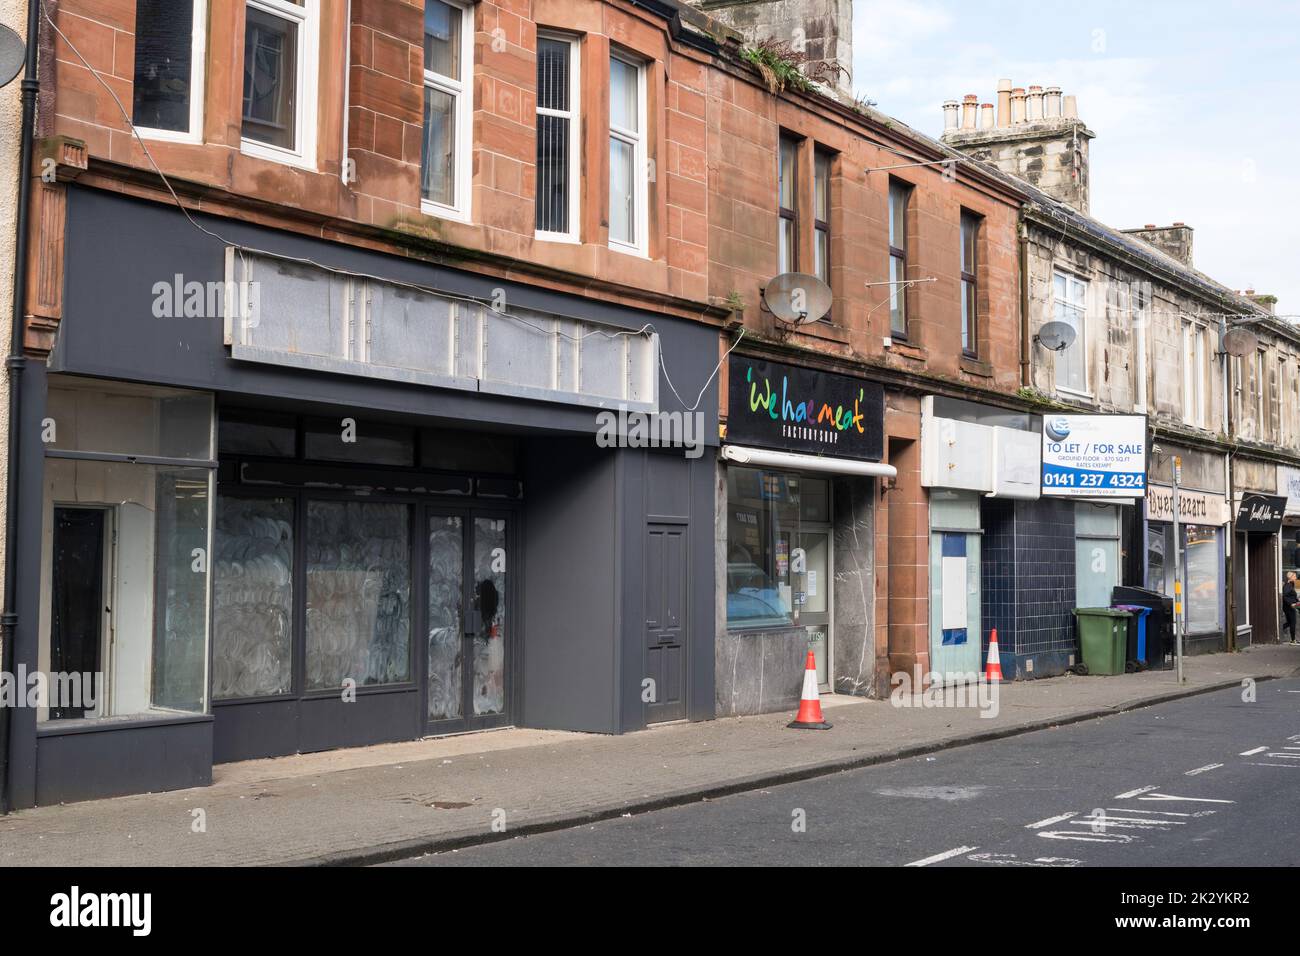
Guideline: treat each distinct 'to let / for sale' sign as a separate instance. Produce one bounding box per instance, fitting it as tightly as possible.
[1041,414,1148,498]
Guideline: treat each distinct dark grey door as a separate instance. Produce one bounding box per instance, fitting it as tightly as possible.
[645,523,687,722]
[426,509,512,732]
[50,507,106,719]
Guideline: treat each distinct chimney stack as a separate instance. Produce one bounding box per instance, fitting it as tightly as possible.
[940,80,1096,213]
[1121,223,1195,268]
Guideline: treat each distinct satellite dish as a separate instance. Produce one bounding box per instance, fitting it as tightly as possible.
[762,272,832,325]
[1222,326,1259,358]
[1036,320,1077,352]
[0,25,23,89]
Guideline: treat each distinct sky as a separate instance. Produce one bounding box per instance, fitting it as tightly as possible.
[851,0,1300,315]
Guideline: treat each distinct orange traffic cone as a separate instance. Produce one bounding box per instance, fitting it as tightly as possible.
[984,628,1004,683]
[787,649,832,729]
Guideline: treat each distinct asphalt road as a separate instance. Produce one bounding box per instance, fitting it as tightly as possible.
[387,676,1300,867]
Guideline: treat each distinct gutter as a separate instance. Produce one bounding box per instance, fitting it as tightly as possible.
[0,0,39,814]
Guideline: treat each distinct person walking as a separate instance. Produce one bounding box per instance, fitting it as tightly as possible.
[1284,571,1299,644]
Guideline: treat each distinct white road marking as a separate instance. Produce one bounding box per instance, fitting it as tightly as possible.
[1239,747,1267,756]
[1250,762,1300,769]
[1106,808,1213,817]
[1092,815,1185,826]
[1115,785,1159,799]
[1038,830,1137,844]
[905,845,977,867]
[1265,752,1300,760]
[1184,763,1223,776]
[967,852,1080,867]
[1026,812,1078,829]
[1138,793,1235,804]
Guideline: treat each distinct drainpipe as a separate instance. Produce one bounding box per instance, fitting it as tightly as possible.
[1,0,41,814]
[1018,218,1031,387]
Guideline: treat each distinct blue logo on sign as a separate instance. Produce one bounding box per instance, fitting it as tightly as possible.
[1045,417,1071,442]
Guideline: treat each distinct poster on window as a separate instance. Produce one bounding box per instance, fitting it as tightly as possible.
[1041,414,1147,498]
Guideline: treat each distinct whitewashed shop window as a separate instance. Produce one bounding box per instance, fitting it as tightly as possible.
[132,0,207,142]
[1075,503,1120,608]
[421,0,473,221]
[1052,270,1088,394]
[39,378,215,723]
[608,52,647,255]
[536,33,580,240]
[241,0,319,168]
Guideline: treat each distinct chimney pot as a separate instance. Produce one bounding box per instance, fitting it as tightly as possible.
[943,99,960,129]
[1063,94,1078,118]
[1011,87,1027,124]
[980,103,994,128]
[997,80,1013,127]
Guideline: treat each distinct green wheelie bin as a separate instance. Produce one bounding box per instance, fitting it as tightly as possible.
[1072,607,1131,676]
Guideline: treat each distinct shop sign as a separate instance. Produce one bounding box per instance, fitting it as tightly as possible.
[726,357,884,461]
[1236,493,1286,534]
[1041,414,1147,498]
[1279,465,1300,515]
[1146,484,1229,526]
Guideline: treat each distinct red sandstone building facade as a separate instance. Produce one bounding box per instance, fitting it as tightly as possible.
[4,0,1029,807]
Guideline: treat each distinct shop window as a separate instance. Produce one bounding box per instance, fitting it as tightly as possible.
[213,496,295,698]
[132,0,207,141]
[1148,522,1224,635]
[421,0,473,220]
[303,419,415,467]
[608,51,647,254]
[536,33,580,240]
[241,0,319,167]
[726,468,829,630]
[305,501,411,689]
[1075,503,1120,608]
[41,381,214,723]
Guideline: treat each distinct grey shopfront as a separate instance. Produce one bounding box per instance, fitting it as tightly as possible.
[4,187,719,808]
[716,356,892,715]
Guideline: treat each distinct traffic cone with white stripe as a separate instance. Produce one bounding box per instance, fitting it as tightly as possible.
[984,628,1004,683]
[787,649,832,729]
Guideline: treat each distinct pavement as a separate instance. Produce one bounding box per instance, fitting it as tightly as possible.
[393,675,1300,867]
[1,644,1296,867]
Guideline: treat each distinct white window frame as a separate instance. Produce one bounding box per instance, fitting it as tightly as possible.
[1052,269,1090,396]
[608,51,648,257]
[239,0,319,170]
[134,0,208,144]
[420,0,474,223]
[535,31,580,243]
